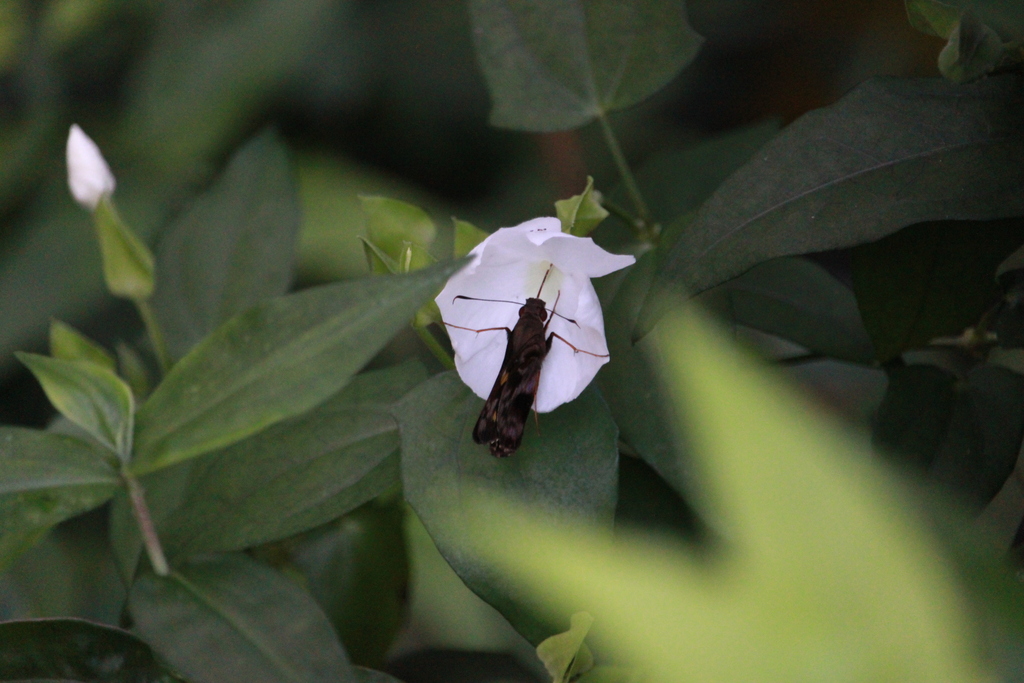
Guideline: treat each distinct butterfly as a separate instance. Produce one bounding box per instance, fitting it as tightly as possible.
[444,267,607,457]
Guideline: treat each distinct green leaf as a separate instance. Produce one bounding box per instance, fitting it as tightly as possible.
[360,236,402,275]
[555,177,608,237]
[931,365,1024,506]
[131,261,463,475]
[0,513,127,624]
[17,352,135,459]
[395,371,619,644]
[0,427,119,571]
[602,122,779,252]
[698,256,875,364]
[938,11,1005,83]
[283,500,409,669]
[151,129,302,361]
[453,218,489,258]
[470,306,987,681]
[641,75,1024,337]
[93,197,155,300]
[129,553,355,683]
[49,319,115,371]
[469,0,703,131]
[0,618,185,682]
[536,612,595,683]
[156,362,426,557]
[906,0,961,38]
[851,219,1024,362]
[874,364,957,470]
[875,363,1024,508]
[598,253,691,494]
[360,196,437,274]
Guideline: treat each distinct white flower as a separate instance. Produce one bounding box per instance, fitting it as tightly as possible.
[436,217,635,413]
[66,124,116,210]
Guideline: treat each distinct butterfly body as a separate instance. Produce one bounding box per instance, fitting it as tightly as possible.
[473,297,552,457]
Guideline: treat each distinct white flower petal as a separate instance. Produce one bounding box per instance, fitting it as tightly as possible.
[436,217,635,415]
[66,124,116,211]
[539,233,637,278]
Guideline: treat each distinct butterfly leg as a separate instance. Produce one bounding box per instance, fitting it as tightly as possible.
[442,322,512,335]
[549,332,610,358]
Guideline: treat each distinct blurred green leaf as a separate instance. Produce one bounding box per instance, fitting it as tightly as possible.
[906,0,960,37]
[124,0,334,172]
[40,0,117,52]
[396,372,618,644]
[536,612,595,683]
[93,197,155,300]
[453,218,489,258]
[472,306,986,681]
[555,177,608,237]
[49,319,115,371]
[360,196,437,274]
[0,175,111,377]
[641,75,1024,337]
[16,352,134,459]
[874,361,1024,508]
[117,341,152,401]
[129,553,354,683]
[152,129,301,361]
[577,666,642,683]
[156,362,426,557]
[285,500,409,669]
[852,219,1024,362]
[942,0,1024,38]
[354,667,405,683]
[939,12,1005,83]
[699,256,875,364]
[469,0,703,131]
[0,618,185,682]
[131,261,463,475]
[0,427,118,572]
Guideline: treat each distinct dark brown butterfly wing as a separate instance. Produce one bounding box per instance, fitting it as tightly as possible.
[473,328,515,447]
[473,305,551,457]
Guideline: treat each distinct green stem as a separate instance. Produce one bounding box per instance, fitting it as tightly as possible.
[597,111,655,240]
[135,298,171,376]
[122,470,169,576]
[414,323,456,370]
[601,197,642,230]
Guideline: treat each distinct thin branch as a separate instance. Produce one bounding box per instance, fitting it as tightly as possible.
[135,298,171,376]
[123,470,169,576]
[597,111,656,242]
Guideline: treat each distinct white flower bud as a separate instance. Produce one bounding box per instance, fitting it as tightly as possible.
[436,217,635,414]
[66,124,116,211]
